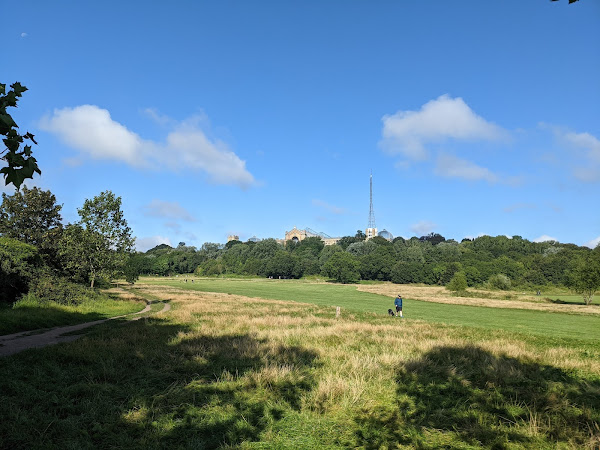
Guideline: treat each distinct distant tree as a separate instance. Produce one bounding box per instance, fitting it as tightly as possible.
[347,240,377,257]
[323,251,360,284]
[355,230,366,240]
[0,187,63,265]
[319,244,343,268]
[291,237,324,258]
[0,82,41,188]
[447,271,468,293]
[488,273,512,291]
[265,251,297,278]
[225,239,241,250]
[567,250,600,305]
[337,236,361,250]
[146,243,173,254]
[419,232,446,246]
[60,191,134,288]
[371,236,393,247]
[249,239,281,260]
[391,261,423,284]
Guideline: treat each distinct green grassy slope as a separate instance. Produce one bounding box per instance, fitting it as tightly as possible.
[147,278,600,341]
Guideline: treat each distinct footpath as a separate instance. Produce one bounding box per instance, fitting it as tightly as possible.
[0,301,171,357]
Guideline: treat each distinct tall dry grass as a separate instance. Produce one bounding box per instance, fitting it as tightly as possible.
[125,284,600,447]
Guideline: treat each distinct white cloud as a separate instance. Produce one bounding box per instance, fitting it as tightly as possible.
[40,105,256,189]
[142,107,173,126]
[380,94,505,160]
[543,125,600,183]
[143,199,196,221]
[20,32,27,38]
[573,167,600,183]
[312,199,346,215]
[585,236,600,249]
[534,235,558,243]
[434,154,498,183]
[410,220,437,236]
[135,235,172,252]
[564,131,600,163]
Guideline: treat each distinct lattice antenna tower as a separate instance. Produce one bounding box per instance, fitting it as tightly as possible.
[368,171,376,229]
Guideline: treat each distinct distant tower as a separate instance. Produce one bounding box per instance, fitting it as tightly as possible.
[366,171,378,239]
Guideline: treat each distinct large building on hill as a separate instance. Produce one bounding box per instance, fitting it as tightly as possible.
[284,226,341,246]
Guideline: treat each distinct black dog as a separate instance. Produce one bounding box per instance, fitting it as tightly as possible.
[388,309,395,317]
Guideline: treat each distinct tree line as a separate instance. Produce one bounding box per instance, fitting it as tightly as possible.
[0,187,134,304]
[130,231,600,302]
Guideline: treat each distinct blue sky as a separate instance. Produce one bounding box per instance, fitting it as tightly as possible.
[3,1,599,251]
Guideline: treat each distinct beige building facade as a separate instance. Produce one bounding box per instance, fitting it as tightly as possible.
[284,226,340,246]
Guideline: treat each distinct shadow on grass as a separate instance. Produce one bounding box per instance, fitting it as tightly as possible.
[354,345,600,448]
[0,317,320,449]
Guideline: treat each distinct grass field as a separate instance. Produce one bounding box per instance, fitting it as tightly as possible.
[0,290,145,335]
[0,279,598,449]
[144,277,600,342]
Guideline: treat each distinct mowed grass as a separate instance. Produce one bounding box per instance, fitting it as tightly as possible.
[145,277,600,342]
[0,285,598,449]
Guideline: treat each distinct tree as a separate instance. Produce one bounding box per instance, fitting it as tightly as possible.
[447,271,468,293]
[1,82,41,188]
[60,191,134,288]
[567,251,600,305]
[323,251,360,284]
[0,187,63,265]
[419,232,446,246]
[0,237,41,302]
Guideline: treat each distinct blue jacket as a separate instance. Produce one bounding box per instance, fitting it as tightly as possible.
[394,297,402,307]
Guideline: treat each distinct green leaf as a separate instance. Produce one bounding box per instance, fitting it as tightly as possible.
[0,114,17,128]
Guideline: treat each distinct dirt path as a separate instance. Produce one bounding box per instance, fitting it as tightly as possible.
[0,301,171,357]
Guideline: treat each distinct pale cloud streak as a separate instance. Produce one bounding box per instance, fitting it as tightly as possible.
[434,154,498,183]
[143,199,196,222]
[410,220,437,236]
[380,94,505,161]
[312,199,346,215]
[534,235,558,243]
[585,236,600,249]
[542,124,600,183]
[40,105,257,189]
[135,235,172,252]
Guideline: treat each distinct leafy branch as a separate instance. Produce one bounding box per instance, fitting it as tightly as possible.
[0,82,41,189]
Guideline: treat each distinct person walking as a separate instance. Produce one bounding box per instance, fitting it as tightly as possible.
[394,294,403,318]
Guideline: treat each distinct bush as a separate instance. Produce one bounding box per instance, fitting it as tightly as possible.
[0,237,42,303]
[27,274,100,305]
[447,271,468,293]
[487,274,512,291]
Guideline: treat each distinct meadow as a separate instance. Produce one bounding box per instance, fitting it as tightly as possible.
[0,278,599,449]
[0,291,144,335]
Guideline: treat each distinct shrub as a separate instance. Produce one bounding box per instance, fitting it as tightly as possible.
[487,274,512,291]
[0,237,42,303]
[27,273,99,305]
[447,271,468,293]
